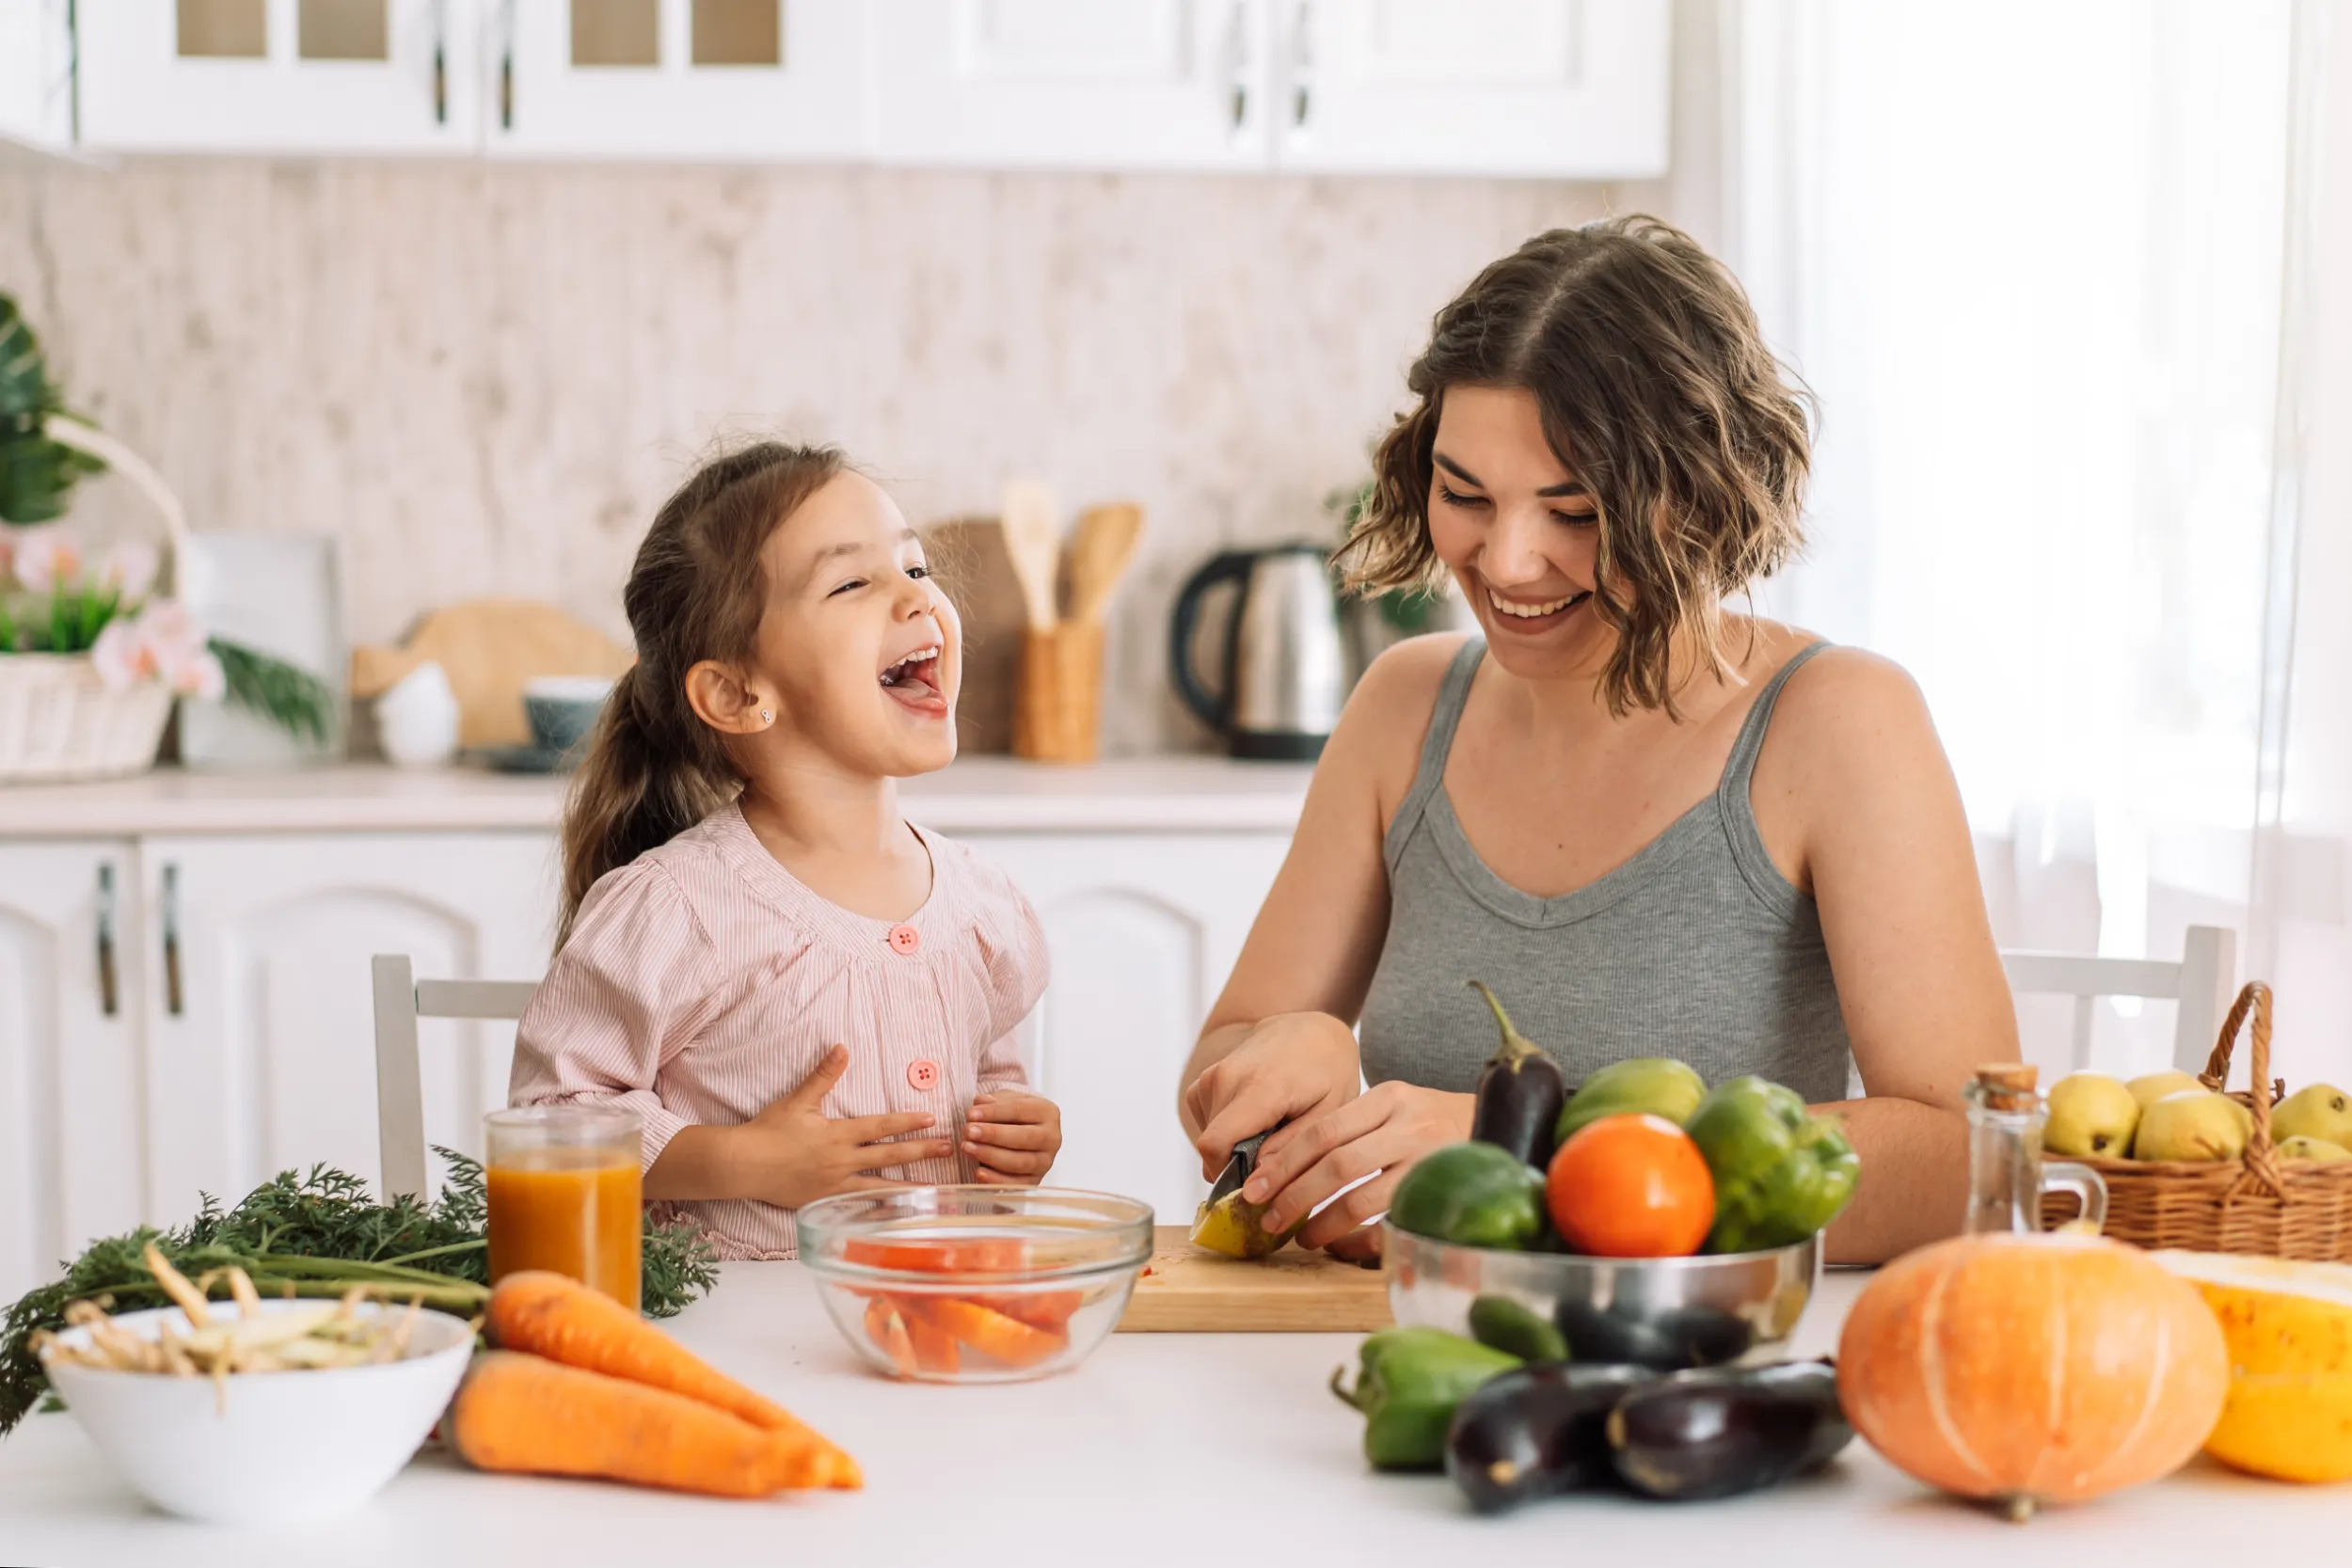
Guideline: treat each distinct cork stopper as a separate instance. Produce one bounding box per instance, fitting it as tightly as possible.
[1973,1063,2039,1113]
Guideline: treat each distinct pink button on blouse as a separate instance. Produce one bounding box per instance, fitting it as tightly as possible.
[508,802,1049,1260]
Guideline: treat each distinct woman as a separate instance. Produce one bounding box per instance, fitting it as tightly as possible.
[1178,217,2014,1265]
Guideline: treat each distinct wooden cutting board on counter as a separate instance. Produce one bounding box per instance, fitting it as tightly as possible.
[1116,1226,1393,1333]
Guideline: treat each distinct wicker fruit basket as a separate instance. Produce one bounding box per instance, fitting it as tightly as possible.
[2042,982,2352,1261]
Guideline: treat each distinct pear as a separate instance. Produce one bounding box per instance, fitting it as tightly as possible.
[2044,1072,2139,1159]
[2271,1084,2352,1150]
[2133,1090,2250,1163]
[2275,1134,2352,1163]
[1189,1189,1295,1259]
[2128,1070,2206,1110]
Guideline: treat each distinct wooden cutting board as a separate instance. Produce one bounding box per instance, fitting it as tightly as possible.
[922,518,1026,754]
[1116,1226,1393,1333]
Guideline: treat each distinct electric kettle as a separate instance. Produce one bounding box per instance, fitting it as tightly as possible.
[1168,543,1347,760]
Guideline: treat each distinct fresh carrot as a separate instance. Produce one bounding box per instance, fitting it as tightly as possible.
[919,1296,1066,1369]
[863,1297,917,1378]
[842,1238,1028,1274]
[450,1353,817,1498]
[488,1271,859,1489]
[896,1297,962,1374]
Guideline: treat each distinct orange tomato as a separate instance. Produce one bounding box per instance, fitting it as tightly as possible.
[1545,1113,1716,1258]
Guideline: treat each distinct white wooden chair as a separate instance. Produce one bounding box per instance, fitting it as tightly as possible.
[1999,925,2236,1076]
[371,955,538,1201]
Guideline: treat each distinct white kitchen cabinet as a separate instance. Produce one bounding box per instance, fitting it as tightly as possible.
[0,842,147,1307]
[0,0,75,151]
[79,0,482,154]
[960,831,1289,1226]
[1275,0,1671,177]
[486,0,864,162]
[135,832,558,1224]
[869,0,1271,172]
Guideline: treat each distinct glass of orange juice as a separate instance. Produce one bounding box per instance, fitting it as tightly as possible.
[485,1104,644,1312]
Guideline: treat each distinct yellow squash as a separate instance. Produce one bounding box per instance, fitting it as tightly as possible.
[2154,1251,2352,1482]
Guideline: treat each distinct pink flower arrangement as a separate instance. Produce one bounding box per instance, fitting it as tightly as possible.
[9,529,84,594]
[90,602,226,699]
[2,526,221,696]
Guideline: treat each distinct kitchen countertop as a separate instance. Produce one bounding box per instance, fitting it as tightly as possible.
[0,1267,2341,1567]
[0,756,1316,837]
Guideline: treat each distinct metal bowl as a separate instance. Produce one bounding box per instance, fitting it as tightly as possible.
[1382,1222,1820,1370]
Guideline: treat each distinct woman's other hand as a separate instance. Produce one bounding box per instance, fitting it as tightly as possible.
[1243,1081,1473,1253]
[1182,1011,1362,1180]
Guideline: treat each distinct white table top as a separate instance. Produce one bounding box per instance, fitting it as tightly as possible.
[0,1265,2342,1567]
[0,755,1315,837]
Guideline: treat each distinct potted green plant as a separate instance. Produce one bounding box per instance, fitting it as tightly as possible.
[0,293,331,783]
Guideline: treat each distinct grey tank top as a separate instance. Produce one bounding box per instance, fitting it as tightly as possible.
[1357,640,1853,1104]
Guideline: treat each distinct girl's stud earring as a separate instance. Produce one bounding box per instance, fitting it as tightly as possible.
[759,710,772,725]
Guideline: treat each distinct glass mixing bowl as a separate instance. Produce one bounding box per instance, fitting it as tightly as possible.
[798,1186,1155,1384]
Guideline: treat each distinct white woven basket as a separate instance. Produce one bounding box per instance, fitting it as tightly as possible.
[0,654,174,783]
[0,415,193,785]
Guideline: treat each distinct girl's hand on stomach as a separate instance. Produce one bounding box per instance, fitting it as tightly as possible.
[1182,1011,1363,1181]
[656,1044,955,1209]
[1244,1081,1474,1257]
[962,1091,1062,1185]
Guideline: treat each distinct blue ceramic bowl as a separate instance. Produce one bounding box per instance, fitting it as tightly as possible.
[521,675,614,759]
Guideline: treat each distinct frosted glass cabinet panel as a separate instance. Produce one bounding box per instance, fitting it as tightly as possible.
[79,0,482,153]
[485,0,865,162]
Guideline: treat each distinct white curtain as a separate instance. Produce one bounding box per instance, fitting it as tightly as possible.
[1725,1,2334,1081]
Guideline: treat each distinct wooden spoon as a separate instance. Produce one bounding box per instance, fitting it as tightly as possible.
[1065,503,1145,626]
[999,481,1062,630]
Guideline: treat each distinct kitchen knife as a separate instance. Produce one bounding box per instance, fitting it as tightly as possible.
[1201,1130,1273,1214]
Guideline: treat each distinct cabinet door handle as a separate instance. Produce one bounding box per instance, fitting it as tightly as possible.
[1224,1,1251,131]
[95,863,119,1019]
[160,863,183,1018]
[500,0,515,131]
[432,0,448,125]
[1289,1,1312,129]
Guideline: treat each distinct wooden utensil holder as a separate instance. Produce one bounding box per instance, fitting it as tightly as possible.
[1014,623,1104,764]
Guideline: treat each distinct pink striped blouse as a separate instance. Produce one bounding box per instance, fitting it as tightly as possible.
[508,801,1049,1259]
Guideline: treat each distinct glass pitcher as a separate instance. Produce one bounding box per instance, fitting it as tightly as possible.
[1963,1064,2108,1237]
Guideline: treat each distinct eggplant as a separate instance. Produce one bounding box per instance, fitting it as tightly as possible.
[1466,981,1569,1168]
[1554,1299,1756,1370]
[1443,1362,1655,1513]
[1604,1359,1852,1501]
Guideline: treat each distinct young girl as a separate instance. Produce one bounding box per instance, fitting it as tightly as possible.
[509,442,1062,1259]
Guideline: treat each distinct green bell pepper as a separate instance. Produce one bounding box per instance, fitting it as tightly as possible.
[1330,1327,1522,1471]
[1386,1142,1547,1250]
[1684,1076,1861,1253]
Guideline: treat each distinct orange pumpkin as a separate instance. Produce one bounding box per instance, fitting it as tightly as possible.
[1837,1233,2227,1519]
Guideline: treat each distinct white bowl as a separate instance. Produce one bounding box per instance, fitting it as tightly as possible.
[520,674,617,703]
[43,1299,474,1524]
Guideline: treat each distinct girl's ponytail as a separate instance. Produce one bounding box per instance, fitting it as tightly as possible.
[554,440,846,946]
[557,663,733,944]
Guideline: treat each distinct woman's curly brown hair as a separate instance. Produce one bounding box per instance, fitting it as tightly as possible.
[1339,215,1813,715]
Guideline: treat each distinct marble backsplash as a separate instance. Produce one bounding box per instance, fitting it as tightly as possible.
[1,156,1691,752]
